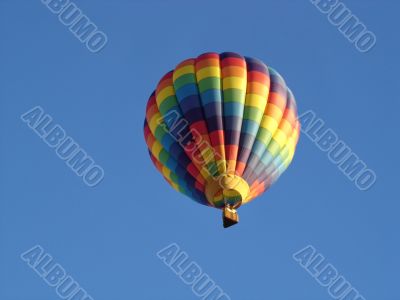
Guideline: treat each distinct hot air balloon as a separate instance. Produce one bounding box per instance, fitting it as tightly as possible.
[144,52,300,228]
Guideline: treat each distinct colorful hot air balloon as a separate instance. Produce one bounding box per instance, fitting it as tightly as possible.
[144,52,300,227]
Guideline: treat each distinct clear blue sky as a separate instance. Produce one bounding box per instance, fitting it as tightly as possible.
[1,1,398,299]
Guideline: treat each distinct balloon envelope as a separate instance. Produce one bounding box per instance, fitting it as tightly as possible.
[144,52,300,225]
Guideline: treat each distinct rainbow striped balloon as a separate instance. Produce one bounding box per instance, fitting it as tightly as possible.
[144,52,300,227]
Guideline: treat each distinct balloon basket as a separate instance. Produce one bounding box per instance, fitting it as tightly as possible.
[223,206,239,228]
